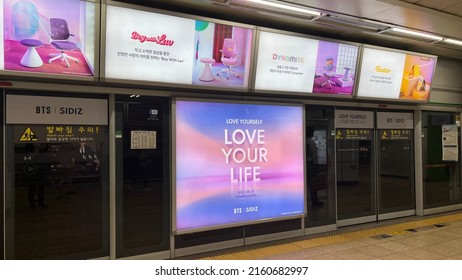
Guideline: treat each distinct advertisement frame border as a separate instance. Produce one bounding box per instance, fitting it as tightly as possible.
[0,0,101,82]
[251,26,362,99]
[354,44,438,104]
[172,97,307,235]
[101,1,257,93]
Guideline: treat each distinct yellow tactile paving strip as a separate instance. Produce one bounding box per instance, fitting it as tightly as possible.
[200,212,462,260]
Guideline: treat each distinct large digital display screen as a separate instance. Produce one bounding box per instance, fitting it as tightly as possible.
[105,5,253,89]
[254,31,359,95]
[1,0,96,77]
[174,100,305,233]
[357,47,437,101]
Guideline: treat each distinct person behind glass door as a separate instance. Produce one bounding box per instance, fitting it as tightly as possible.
[23,143,50,210]
[307,127,324,207]
[74,141,100,173]
[55,143,75,197]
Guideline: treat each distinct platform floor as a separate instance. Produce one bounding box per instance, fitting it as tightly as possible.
[189,211,462,260]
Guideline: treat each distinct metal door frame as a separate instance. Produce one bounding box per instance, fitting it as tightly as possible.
[336,108,416,227]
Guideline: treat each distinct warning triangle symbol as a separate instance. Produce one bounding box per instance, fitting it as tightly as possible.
[19,127,38,142]
[336,130,343,139]
[382,131,388,140]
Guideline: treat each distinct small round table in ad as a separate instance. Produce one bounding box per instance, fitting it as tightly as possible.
[199,58,215,82]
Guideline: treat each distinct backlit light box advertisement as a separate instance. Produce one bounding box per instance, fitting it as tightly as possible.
[105,5,253,88]
[2,0,96,77]
[174,100,305,234]
[357,47,436,101]
[255,31,318,93]
[255,31,359,95]
[312,40,359,95]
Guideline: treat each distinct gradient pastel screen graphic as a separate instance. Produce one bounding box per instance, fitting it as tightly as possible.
[175,100,305,233]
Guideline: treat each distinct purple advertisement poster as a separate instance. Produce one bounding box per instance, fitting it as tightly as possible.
[175,100,305,233]
[3,0,95,76]
[312,40,359,95]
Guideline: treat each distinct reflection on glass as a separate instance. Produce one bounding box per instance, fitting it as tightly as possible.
[115,98,170,258]
[122,146,165,248]
[337,138,375,220]
[379,130,414,212]
[305,106,335,227]
[423,112,462,208]
[12,138,107,259]
[307,127,325,207]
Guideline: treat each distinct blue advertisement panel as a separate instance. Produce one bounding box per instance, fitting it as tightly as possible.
[175,100,305,233]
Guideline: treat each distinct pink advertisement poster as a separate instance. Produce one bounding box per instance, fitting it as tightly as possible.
[2,0,95,76]
[175,100,305,233]
[105,6,253,88]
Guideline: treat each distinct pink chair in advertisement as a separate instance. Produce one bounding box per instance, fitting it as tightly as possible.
[217,38,239,80]
[48,18,79,68]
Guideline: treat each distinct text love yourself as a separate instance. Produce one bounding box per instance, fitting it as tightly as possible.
[222,120,267,184]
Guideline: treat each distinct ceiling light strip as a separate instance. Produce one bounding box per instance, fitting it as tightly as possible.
[237,0,321,16]
[443,38,462,47]
[391,27,443,41]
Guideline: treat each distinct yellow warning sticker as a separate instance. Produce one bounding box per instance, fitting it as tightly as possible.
[381,131,388,140]
[19,127,38,142]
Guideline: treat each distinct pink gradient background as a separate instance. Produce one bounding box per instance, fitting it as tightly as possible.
[175,101,305,232]
[3,0,94,76]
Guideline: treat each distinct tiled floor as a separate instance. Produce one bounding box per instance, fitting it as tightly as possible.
[191,211,462,260]
[267,227,462,260]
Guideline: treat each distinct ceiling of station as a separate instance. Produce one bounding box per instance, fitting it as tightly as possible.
[115,0,462,61]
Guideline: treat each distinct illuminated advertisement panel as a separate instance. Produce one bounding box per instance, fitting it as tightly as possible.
[357,47,437,101]
[2,0,96,77]
[255,31,318,92]
[105,5,253,88]
[174,100,305,233]
[255,31,359,95]
[312,40,358,95]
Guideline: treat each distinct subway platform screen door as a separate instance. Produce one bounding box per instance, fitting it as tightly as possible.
[5,94,109,260]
